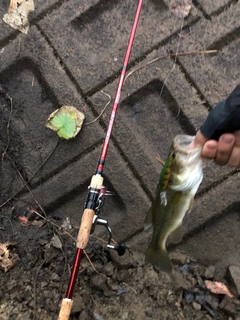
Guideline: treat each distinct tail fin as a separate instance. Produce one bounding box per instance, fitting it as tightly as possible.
[145,245,172,273]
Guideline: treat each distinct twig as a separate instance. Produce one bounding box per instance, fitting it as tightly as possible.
[2,94,13,161]
[91,295,101,313]
[122,282,137,294]
[2,153,52,229]
[5,153,44,209]
[0,138,59,208]
[29,208,76,243]
[84,250,108,279]
[0,211,14,234]
[56,247,69,315]
[156,154,165,166]
[124,50,218,83]
[84,90,111,125]
[33,259,47,320]
[90,234,118,246]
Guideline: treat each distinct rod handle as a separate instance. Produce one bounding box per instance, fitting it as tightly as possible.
[58,298,73,320]
[77,208,95,248]
[77,174,103,249]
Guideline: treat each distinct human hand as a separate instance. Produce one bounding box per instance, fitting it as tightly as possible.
[190,130,240,167]
[189,85,240,167]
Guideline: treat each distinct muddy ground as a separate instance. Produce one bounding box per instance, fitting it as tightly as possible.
[0,205,240,320]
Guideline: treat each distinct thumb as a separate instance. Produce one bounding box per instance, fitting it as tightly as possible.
[189,130,208,149]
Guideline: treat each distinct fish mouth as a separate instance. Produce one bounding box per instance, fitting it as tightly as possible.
[173,135,202,167]
[173,135,199,152]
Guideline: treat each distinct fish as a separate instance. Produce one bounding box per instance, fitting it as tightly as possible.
[144,135,203,272]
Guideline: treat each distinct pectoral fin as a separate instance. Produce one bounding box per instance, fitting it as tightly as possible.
[187,196,194,214]
[144,205,153,231]
[169,224,182,244]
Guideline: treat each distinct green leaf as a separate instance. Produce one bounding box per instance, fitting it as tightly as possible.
[50,111,76,139]
[46,105,85,139]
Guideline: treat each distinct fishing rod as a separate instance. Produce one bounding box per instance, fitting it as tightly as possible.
[58,1,143,319]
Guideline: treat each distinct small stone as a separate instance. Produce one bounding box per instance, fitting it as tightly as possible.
[93,311,105,320]
[133,252,145,267]
[91,274,107,291]
[20,311,31,320]
[24,284,31,291]
[170,251,188,265]
[78,309,89,320]
[204,265,216,279]
[204,294,219,310]
[137,282,144,292]
[82,292,91,305]
[107,278,119,291]
[50,272,60,281]
[72,296,84,313]
[103,262,115,276]
[172,269,189,291]
[103,288,116,297]
[40,281,48,288]
[227,265,240,296]
[117,270,130,282]
[136,266,144,278]
[109,249,134,269]
[192,301,201,311]
[219,296,236,316]
[116,284,128,296]
[43,290,52,298]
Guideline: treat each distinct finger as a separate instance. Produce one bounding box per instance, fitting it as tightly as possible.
[228,130,240,167]
[214,134,235,166]
[201,140,218,159]
[189,130,208,149]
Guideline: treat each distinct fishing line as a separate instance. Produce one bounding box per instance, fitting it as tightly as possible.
[158,18,184,110]
[157,16,185,139]
[84,90,112,126]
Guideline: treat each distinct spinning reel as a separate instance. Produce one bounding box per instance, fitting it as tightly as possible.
[90,186,126,256]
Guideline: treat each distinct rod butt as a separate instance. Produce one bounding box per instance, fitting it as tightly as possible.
[58,298,73,320]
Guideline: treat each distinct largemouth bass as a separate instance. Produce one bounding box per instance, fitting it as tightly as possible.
[144,135,203,272]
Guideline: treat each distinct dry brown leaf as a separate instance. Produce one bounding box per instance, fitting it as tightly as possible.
[0,242,19,272]
[31,220,45,227]
[168,0,192,19]
[204,280,234,298]
[49,234,62,249]
[3,0,34,34]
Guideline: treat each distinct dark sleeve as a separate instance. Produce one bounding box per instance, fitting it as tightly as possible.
[200,85,240,140]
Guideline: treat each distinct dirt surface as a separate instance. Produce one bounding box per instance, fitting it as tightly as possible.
[1,0,240,319]
[0,211,240,320]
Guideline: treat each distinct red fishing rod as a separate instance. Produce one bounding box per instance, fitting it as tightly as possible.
[58,1,143,319]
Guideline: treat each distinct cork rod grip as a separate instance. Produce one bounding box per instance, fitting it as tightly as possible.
[58,298,73,320]
[76,208,95,248]
[76,175,103,249]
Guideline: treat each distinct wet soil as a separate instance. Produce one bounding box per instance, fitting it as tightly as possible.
[0,210,240,320]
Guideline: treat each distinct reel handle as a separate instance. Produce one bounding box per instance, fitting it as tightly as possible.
[107,243,126,256]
